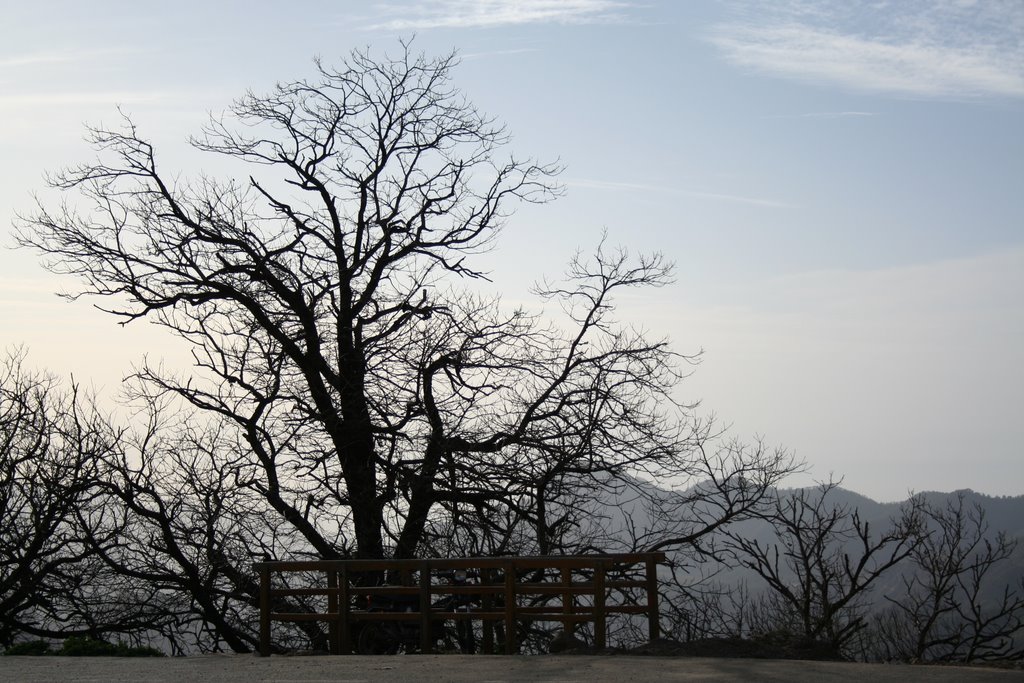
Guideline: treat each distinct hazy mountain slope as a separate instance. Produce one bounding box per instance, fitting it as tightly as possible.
[594,479,1024,616]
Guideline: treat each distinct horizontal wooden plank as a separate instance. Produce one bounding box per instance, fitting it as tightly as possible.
[270,613,335,622]
[346,585,421,595]
[255,553,666,574]
[346,585,511,596]
[271,581,645,599]
[511,581,646,594]
[269,588,341,597]
[272,606,649,624]
[413,611,507,620]
[275,612,430,622]
[416,586,506,596]
[516,614,597,623]
[512,605,648,616]
[349,613,425,622]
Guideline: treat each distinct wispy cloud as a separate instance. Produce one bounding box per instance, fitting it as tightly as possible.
[364,0,635,31]
[710,1,1024,98]
[567,178,674,193]
[567,178,797,209]
[770,111,876,119]
[0,276,66,295]
[0,47,144,69]
[460,47,541,60]
[683,190,797,209]
[0,92,170,108]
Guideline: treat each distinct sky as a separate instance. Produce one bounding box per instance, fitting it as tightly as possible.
[1,0,1021,501]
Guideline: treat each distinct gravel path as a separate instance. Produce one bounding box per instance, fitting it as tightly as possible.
[2,655,1023,683]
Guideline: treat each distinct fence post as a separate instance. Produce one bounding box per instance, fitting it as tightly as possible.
[594,560,607,649]
[419,561,433,653]
[258,564,272,656]
[645,554,660,642]
[504,560,517,654]
[481,567,495,654]
[560,565,573,636]
[339,565,351,654]
[327,569,339,654]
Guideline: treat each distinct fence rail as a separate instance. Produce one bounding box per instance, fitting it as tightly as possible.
[254,552,665,655]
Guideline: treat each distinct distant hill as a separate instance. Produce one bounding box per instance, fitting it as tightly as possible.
[595,479,1024,557]
[592,479,1024,634]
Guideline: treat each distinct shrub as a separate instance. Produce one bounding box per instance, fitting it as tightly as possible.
[58,637,164,657]
[2,640,53,656]
[2,636,165,657]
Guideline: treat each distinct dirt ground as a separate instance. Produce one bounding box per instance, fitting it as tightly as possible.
[2,655,1023,683]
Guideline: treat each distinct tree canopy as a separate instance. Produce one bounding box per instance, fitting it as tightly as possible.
[5,43,821,653]
[20,43,792,567]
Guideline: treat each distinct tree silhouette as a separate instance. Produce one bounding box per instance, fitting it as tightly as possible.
[873,493,1024,663]
[723,482,924,654]
[0,351,142,645]
[12,48,804,656]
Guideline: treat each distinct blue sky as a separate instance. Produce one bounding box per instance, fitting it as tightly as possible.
[1,0,1021,500]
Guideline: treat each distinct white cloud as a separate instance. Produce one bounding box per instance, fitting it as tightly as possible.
[711,1,1024,98]
[364,0,634,30]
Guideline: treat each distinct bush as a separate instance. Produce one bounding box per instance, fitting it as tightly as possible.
[3,637,164,657]
[3,640,53,656]
[110,643,166,657]
[59,637,120,656]
[58,637,164,657]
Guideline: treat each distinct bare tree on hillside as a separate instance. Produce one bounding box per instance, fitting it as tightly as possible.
[872,493,1024,663]
[722,482,924,655]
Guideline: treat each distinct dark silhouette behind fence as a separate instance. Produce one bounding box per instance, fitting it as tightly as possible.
[255,553,666,655]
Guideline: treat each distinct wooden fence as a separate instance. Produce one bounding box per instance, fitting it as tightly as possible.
[254,552,665,655]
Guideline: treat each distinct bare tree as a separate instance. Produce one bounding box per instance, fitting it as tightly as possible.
[722,482,924,655]
[17,44,797,655]
[0,350,141,646]
[87,408,267,653]
[872,493,1024,663]
[76,387,360,654]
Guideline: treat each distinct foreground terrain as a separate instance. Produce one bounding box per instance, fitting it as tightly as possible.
[2,655,1022,682]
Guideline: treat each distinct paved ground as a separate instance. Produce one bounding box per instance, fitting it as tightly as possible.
[2,655,1023,682]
